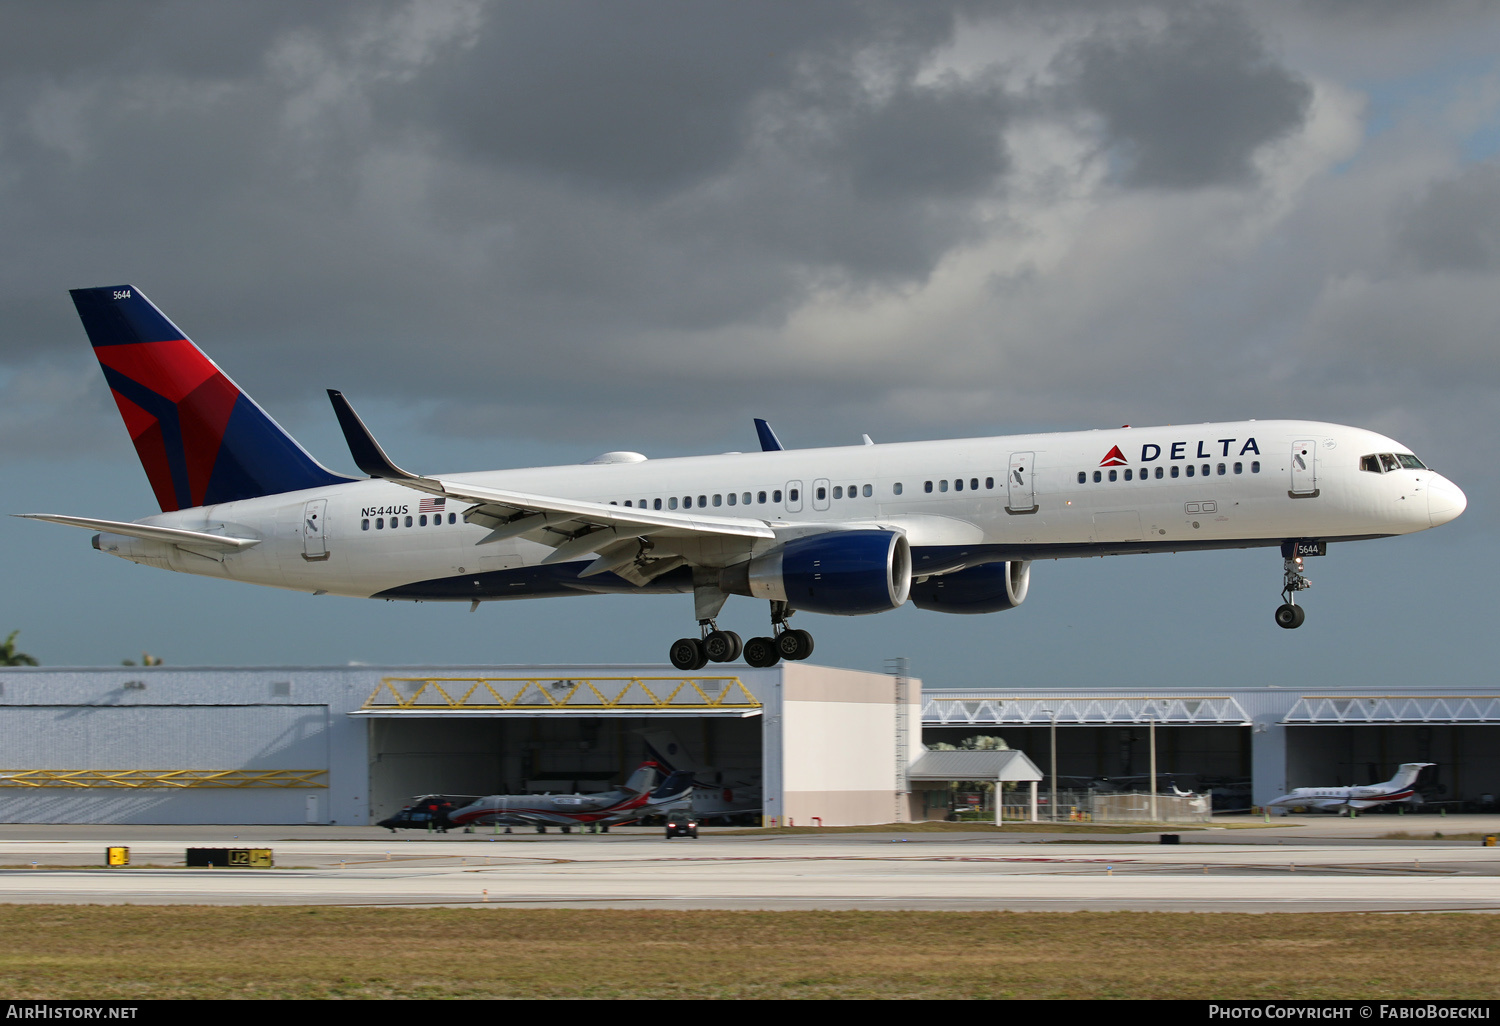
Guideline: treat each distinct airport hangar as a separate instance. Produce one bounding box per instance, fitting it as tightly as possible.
[0,664,1496,824]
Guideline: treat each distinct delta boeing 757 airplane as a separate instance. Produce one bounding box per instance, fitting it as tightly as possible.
[19,286,1467,668]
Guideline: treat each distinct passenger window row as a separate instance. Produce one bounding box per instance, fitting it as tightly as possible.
[814,483,876,501]
[612,475,1012,507]
[613,491,786,510]
[611,481,896,509]
[922,477,996,494]
[363,513,458,531]
[361,458,1269,531]
[1077,462,1260,484]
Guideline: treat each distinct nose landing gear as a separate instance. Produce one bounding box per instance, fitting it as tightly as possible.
[1274,555,1311,629]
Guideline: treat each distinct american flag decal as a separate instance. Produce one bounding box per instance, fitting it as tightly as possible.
[420,497,446,513]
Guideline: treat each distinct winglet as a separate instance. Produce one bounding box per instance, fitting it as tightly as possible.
[326,389,421,481]
[754,418,784,452]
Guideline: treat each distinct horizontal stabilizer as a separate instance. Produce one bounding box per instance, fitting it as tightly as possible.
[14,513,260,550]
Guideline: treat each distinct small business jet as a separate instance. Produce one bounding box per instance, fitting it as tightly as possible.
[1267,763,1434,814]
[641,729,762,823]
[446,762,694,832]
[19,286,1468,667]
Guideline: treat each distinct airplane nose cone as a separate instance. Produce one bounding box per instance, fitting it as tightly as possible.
[1428,476,1467,527]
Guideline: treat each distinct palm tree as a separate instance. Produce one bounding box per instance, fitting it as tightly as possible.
[0,631,38,666]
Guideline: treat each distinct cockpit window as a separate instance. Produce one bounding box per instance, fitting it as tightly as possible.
[1363,452,1428,473]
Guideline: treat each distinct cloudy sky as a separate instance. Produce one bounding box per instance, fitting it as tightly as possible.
[2,0,1495,688]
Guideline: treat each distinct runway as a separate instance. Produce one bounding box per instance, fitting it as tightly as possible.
[3,823,1499,912]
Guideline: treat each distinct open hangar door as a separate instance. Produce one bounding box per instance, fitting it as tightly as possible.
[1283,696,1500,810]
[922,694,1253,811]
[354,673,764,826]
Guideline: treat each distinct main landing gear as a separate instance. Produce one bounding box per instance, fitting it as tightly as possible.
[668,622,740,671]
[1274,554,1311,630]
[668,601,814,669]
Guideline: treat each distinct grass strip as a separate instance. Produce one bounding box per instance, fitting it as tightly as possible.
[0,906,1495,1000]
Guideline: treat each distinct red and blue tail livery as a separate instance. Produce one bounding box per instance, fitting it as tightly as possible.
[70,286,351,512]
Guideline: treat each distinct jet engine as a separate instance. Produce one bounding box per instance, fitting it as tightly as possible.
[719,530,911,615]
[909,560,1031,614]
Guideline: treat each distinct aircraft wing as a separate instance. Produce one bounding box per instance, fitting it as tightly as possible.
[327,390,776,583]
[13,514,261,552]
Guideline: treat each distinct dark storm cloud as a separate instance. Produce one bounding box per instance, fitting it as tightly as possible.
[0,0,1017,387]
[1060,3,1312,188]
[1395,162,1500,272]
[402,1,960,198]
[0,0,321,80]
[390,0,1013,284]
[840,78,1011,200]
[0,0,1478,465]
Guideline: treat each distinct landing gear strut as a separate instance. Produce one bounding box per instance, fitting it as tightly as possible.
[669,619,742,670]
[1274,555,1310,629]
[744,601,813,667]
[669,602,814,668]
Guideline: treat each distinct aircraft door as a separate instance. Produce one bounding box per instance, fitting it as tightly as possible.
[1290,440,1319,497]
[812,478,831,511]
[785,480,803,513]
[301,498,329,561]
[1006,451,1037,513]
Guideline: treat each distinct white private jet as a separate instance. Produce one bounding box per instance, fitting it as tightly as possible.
[641,728,762,823]
[1267,763,1435,814]
[446,762,693,833]
[18,286,1467,668]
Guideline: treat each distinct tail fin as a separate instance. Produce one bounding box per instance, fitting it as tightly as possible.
[640,729,699,774]
[70,285,352,512]
[620,761,661,795]
[1384,763,1435,791]
[651,770,695,801]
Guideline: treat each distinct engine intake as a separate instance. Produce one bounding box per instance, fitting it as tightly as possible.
[720,530,911,615]
[909,560,1031,614]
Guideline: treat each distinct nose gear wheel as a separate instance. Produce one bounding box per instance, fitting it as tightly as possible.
[1275,555,1312,629]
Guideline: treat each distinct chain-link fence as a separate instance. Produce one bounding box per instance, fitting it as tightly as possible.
[998,789,1214,824]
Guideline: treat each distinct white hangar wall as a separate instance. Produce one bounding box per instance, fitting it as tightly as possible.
[8,666,1493,825]
[776,664,923,826]
[0,667,364,825]
[0,663,920,826]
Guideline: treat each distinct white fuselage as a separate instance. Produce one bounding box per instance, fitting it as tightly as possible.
[1273,788,1423,812]
[1269,763,1434,812]
[91,419,1466,603]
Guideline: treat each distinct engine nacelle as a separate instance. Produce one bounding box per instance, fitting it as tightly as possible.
[720,530,911,615]
[909,560,1031,614]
